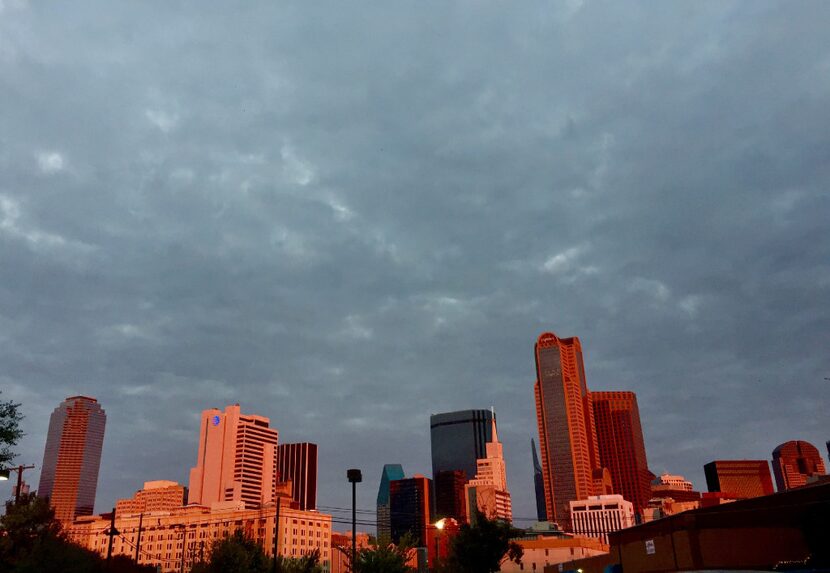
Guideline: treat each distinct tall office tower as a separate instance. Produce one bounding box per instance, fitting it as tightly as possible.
[38,396,106,523]
[389,475,432,546]
[188,404,279,509]
[434,470,467,522]
[376,464,405,540]
[465,417,513,523]
[772,441,827,491]
[591,391,653,517]
[534,332,602,530]
[532,439,547,522]
[704,460,774,499]
[276,442,318,510]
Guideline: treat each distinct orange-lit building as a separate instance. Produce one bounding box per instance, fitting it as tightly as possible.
[703,460,774,499]
[772,440,826,491]
[188,404,279,509]
[67,502,332,573]
[534,332,603,530]
[38,396,107,523]
[116,480,187,516]
[591,391,653,518]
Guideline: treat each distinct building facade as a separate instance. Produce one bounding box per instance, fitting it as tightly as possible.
[569,495,635,544]
[704,460,774,499]
[67,503,332,573]
[277,442,318,510]
[188,404,279,509]
[389,475,432,546]
[534,332,602,530]
[465,416,512,523]
[116,480,187,516]
[38,396,107,523]
[376,464,405,540]
[591,391,653,517]
[771,440,827,491]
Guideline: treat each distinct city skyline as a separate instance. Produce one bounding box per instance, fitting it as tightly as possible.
[2,1,829,530]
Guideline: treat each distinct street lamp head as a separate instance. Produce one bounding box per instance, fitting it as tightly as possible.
[347,469,363,483]
[0,469,9,481]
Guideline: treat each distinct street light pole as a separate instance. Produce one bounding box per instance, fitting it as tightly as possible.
[346,469,362,572]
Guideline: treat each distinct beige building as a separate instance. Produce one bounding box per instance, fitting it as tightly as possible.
[115,480,187,516]
[500,536,608,572]
[68,501,332,573]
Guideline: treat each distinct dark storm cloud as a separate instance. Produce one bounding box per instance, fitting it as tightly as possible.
[1,0,828,522]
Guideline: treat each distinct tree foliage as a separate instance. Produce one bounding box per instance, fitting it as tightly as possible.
[444,512,523,573]
[0,391,23,467]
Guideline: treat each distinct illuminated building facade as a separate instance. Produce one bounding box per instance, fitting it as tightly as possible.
[389,475,432,546]
[704,460,774,499]
[591,391,653,517]
[771,440,826,491]
[376,464,405,540]
[534,332,603,530]
[67,503,332,573]
[277,442,318,510]
[116,480,187,516]
[38,396,107,523]
[569,494,635,543]
[188,404,279,509]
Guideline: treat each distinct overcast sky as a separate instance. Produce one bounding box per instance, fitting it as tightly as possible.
[1,1,829,527]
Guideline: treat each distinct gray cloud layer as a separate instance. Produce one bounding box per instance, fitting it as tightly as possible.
[1,1,828,524]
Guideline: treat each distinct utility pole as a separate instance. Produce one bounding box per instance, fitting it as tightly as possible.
[272,496,282,573]
[135,512,144,562]
[347,469,362,573]
[105,507,119,568]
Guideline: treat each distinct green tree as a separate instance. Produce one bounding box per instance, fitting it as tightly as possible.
[0,391,23,467]
[445,512,523,573]
[339,533,414,573]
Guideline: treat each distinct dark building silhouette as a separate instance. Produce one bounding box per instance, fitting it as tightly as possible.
[376,463,405,539]
[772,440,827,491]
[591,391,653,517]
[434,469,467,522]
[531,438,547,521]
[534,332,603,530]
[276,442,317,510]
[390,475,432,546]
[704,460,774,499]
[38,396,106,522]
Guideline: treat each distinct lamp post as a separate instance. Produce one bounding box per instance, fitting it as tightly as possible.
[346,469,362,572]
[0,464,35,504]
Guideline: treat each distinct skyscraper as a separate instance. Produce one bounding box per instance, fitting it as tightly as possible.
[704,460,774,499]
[531,439,547,522]
[188,404,279,509]
[430,409,494,485]
[277,442,318,510]
[465,416,512,523]
[771,440,827,491]
[591,391,653,517]
[533,332,602,530]
[376,464,405,540]
[389,475,432,546]
[38,396,107,523]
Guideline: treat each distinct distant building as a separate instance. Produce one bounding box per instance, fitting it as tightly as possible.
[534,332,605,530]
[115,480,187,516]
[465,416,512,523]
[771,440,827,491]
[591,391,653,517]
[277,442,318,510]
[704,460,774,499]
[67,502,331,573]
[434,469,467,522]
[38,396,107,523]
[376,464,405,540]
[531,439,547,521]
[390,475,432,546]
[570,495,635,544]
[188,404,279,509]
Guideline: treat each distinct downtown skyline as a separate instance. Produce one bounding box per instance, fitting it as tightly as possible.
[1,0,829,530]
